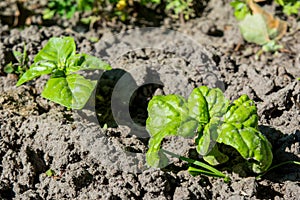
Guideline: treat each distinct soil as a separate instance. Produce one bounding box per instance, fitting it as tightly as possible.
[0,0,299,199]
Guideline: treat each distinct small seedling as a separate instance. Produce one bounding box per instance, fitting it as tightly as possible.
[4,43,29,75]
[146,86,272,181]
[17,36,111,109]
[231,0,287,53]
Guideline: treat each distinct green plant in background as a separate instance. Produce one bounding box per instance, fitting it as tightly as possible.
[4,43,29,75]
[231,0,288,54]
[143,0,195,20]
[165,0,195,20]
[16,36,111,109]
[43,0,94,19]
[146,86,273,180]
[43,0,197,23]
[230,0,250,20]
[275,0,300,15]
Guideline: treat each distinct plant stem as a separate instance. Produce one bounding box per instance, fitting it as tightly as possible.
[161,149,230,182]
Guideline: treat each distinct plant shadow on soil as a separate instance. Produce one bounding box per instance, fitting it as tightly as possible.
[94,68,163,138]
[254,126,300,199]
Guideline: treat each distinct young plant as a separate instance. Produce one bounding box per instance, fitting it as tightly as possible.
[231,0,287,53]
[4,43,29,75]
[16,36,111,109]
[146,86,273,180]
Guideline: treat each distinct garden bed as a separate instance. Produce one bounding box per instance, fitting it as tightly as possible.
[0,0,299,199]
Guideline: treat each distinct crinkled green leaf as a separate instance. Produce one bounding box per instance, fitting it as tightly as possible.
[147,95,189,137]
[201,94,272,172]
[197,117,222,156]
[146,86,229,168]
[66,53,112,74]
[187,87,209,123]
[146,95,198,168]
[188,86,228,123]
[217,124,272,173]
[189,86,229,156]
[41,74,96,109]
[239,14,269,45]
[209,95,272,173]
[224,95,258,128]
[196,86,228,118]
[16,62,56,86]
[34,37,76,66]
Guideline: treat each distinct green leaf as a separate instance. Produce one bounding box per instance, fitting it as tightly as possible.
[262,40,283,52]
[77,0,93,11]
[203,145,229,166]
[41,74,96,109]
[200,94,272,173]
[147,95,190,137]
[34,37,76,68]
[66,6,76,19]
[188,86,228,123]
[189,86,229,156]
[146,86,229,168]
[196,86,228,118]
[224,95,258,128]
[43,9,56,20]
[45,169,56,177]
[16,62,56,86]
[146,133,172,168]
[4,63,14,74]
[197,117,222,156]
[215,94,272,173]
[230,0,250,20]
[146,95,198,168]
[66,53,112,74]
[217,125,272,173]
[239,14,270,45]
[283,2,300,15]
[275,0,285,6]
[13,50,23,63]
